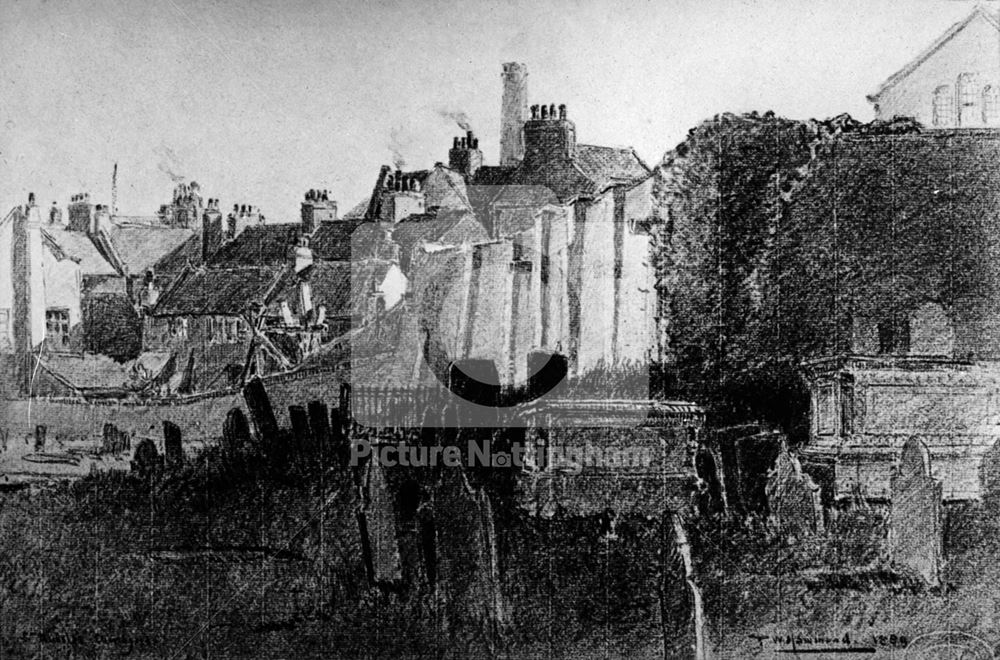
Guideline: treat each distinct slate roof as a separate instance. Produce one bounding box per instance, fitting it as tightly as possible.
[311,220,368,260]
[267,262,351,318]
[153,266,285,316]
[342,197,371,219]
[105,222,196,274]
[151,233,202,275]
[391,209,488,270]
[41,226,120,276]
[208,224,302,267]
[575,144,651,186]
[469,144,650,204]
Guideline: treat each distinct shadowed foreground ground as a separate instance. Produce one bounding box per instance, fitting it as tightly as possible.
[1,462,999,658]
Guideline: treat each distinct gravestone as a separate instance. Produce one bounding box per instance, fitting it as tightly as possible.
[695,446,728,517]
[889,437,942,587]
[307,401,331,461]
[162,421,183,468]
[358,459,402,585]
[131,438,161,479]
[434,467,507,656]
[765,443,824,537]
[734,431,782,515]
[661,512,707,660]
[222,408,252,455]
[288,405,313,457]
[34,425,46,451]
[102,422,118,453]
[242,377,279,444]
[329,407,349,468]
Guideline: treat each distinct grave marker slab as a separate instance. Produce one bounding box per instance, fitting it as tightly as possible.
[889,437,943,587]
[765,444,824,537]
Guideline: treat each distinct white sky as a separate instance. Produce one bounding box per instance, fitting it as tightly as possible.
[0,0,986,220]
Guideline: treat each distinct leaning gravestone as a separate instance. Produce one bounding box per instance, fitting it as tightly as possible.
[765,443,824,538]
[732,430,782,515]
[660,512,707,660]
[358,458,402,585]
[889,437,943,587]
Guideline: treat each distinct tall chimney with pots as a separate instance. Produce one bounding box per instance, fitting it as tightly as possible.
[500,62,529,166]
[523,102,576,166]
[300,188,338,234]
[448,130,483,178]
[67,193,94,232]
[227,203,263,240]
[11,195,46,393]
[379,171,425,223]
[201,198,223,263]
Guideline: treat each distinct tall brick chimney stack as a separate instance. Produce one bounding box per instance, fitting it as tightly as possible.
[500,62,528,166]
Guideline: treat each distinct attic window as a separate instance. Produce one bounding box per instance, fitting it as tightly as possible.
[985,86,999,124]
[933,85,955,127]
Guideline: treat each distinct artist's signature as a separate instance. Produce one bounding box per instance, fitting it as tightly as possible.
[750,632,907,654]
[750,631,994,658]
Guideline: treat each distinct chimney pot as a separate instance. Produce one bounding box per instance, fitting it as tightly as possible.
[466,130,474,145]
[453,137,460,148]
[28,193,35,206]
[540,105,548,120]
[559,104,566,119]
[531,105,538,120]
[549,103,556,119]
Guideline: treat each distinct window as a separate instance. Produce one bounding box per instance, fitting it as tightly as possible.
[877,315,910,355]
[958,73,981,126]
[210,316,242,344]
[45,309,70,348]
[985,86,1000,124]
[168,317,188,340]
[933,85,954,127]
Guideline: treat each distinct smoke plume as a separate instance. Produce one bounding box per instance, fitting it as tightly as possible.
[388,126,413,170]
[155,144,185,183]
[437,108,472,131]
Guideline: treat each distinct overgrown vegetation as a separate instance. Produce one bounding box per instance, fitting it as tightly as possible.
[653,112,923,440]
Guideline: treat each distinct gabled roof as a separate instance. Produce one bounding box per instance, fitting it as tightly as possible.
[151,233,202,275]
[365,164,473,221]
[267,262,350,318]
[342,197,371,219]
[208,224,302,267]
[265,259,400,320]
[868,6,1000,101]
[41,226,120,276]
[575,144,651,186]
[104,222,197,274]
[469,143,649,204]
[152,266,286,316]
[391,209,488,269]
[310,220,367,260]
